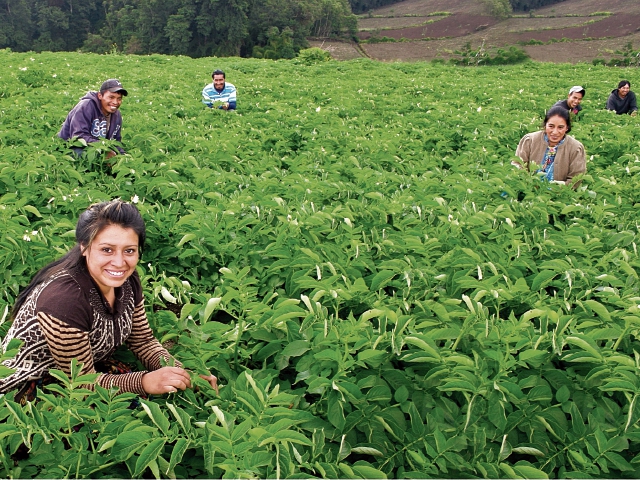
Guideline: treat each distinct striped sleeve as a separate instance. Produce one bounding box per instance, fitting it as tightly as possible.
[37,312,147,395]
[37,311,96,378]
[126,301,182,371]
[202,84,214,107]
[226,84,237,110]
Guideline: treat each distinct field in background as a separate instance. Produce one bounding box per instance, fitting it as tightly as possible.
[310,0,640,62]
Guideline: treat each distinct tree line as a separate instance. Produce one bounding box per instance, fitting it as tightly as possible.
[348,0,403,14]
[0,0,572,58]
[509,0,566,12]
[0,0,357,58]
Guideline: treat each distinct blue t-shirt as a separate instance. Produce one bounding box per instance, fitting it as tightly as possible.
[202,82,237,110]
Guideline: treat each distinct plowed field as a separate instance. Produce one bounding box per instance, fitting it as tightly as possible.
[320,0,640,63]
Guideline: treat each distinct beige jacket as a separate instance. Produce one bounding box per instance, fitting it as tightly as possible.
[515,130,586,186]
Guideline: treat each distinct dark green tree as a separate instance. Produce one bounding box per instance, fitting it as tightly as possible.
[0,0,358,57]
[311,0,356,37]
[32,0,100,52]
[347,0,401,15]
[209,0,250,56]
[246,0,317,54]
[483,0,511,18]
[166,3,195,55]
[98,2,143,53]
[134,0,180,54]
[252,26,295,59]
[0,0,34,50]
[509,0,566,12]
[32,1,69,51]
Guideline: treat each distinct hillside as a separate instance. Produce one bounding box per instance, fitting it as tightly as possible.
[310,0,640,63]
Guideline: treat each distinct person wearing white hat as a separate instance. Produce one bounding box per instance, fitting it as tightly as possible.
[553,86,585,119]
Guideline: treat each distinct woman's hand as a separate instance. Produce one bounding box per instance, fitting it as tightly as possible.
[142,366,192,394]
[199,373,219,394]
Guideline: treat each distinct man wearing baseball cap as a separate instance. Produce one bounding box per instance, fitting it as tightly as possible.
[553,86,585,119]
[58,79,128,157]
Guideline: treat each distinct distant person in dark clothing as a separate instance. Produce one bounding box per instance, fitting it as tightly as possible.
[58,79,128,157]
[606,80,638,116]
[553,86,584,119]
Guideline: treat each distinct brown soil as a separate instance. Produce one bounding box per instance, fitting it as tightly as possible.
[358,15,446,30]
[307,40,364,61]
[362,32,640,63]
[508,14,640,42]
[358,14,499,40]
[366,0,490,16]
[534,0,640,15]
[524,31,640,63]
[314,0,640,63]
[505,16,603,31]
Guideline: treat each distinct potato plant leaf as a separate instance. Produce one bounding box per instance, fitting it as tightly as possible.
[112,431,153,461]
[140,399,171,435]
[133,438,166,478]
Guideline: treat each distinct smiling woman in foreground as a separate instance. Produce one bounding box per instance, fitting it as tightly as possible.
[514,106,586,187]
[0,199,217,402]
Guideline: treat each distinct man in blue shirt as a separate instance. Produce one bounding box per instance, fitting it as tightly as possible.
[202,70,237,110]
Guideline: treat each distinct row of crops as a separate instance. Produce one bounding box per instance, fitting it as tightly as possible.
[1,49,640,478]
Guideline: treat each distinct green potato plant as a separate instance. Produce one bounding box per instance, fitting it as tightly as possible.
[1,49,640,477]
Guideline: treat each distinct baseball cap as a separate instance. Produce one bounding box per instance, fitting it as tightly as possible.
[569,86,585,96]
[100,79,128,96]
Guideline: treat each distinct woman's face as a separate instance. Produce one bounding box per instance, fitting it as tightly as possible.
[82,224,139,297]
[619,84,630,98]
[545,115,568,147]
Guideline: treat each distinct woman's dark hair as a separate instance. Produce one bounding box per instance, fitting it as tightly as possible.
[618,80,631,89]
[542,106,572,134]
[11,199,146,319]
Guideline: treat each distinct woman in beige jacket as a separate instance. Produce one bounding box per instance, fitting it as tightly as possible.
[515,106,586,187]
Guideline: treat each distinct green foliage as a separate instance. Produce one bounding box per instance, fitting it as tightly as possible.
[510,0,567,12]
[452,42,530,66]
[311,0,357,37]
[296,47,332,64]
[363,35,397,44]
[348,0,405,15]
[594,42,640,67]
[3,51,640,477]
[253,27,296,60]
[15,67,49,88]
[0,0,356,58]
[482,0,512,19]
[80,34,111,55]
[519,39,545,46]
[489,46,530,65]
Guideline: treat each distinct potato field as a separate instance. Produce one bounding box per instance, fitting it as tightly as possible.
[1,49,640,478]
